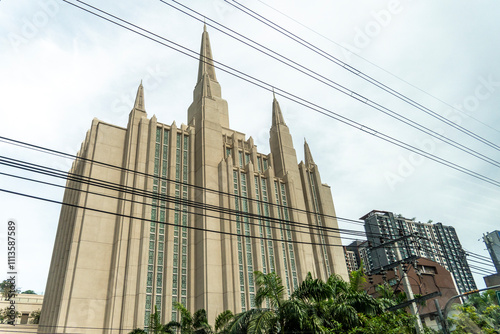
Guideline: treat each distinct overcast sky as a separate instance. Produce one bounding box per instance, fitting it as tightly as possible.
[1,0,499,294]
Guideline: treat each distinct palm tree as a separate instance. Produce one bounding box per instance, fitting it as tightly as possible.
[214,310,234,333]
[223,269,416,333]
[374,282,407,310]
[128,329,147,334]
[168,302,213,334]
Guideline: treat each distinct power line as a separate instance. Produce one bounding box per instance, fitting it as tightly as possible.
[1,138,488,280]
[3,149,459,256]
[0,166,368,245]
[58,1,500,190]
[0,186,353,249]
[253,0,500,136]
[162,0,500,169]
[1,137,489,255]
[225,0,500,152]
[465,249,494,262]
[0,136,364,227]
[2,151,420,246]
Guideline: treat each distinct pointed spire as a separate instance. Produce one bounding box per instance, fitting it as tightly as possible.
[197,25,217,83]
[134,81,145,112]
[304,139,315,166]
[272,94,286,127]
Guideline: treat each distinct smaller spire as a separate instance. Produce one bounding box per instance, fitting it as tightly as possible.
[272,94,286,127]
[304,139,315,166]
[133,81,145,112]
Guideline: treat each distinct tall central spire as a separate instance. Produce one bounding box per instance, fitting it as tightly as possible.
[188,25,229,128]
[197,24,218,84]
[272,94,286,128]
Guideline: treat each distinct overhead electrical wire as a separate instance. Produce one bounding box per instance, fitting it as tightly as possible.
[2,154,486,282]
[1,135,492,279]
[0,152,376,244]
[5,150,486,280]
[0,166,368,245]
[465,249,495,262]
[0,136,365,227]
[2,136,494,261]
[0,146,449,255]
[161,0,500,169]
[253,0,500,136]
[224,0,500,152]
[1,151,421,245]
[58,1,500,190]
[0,1,490,295]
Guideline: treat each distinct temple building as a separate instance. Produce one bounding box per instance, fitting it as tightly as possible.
[38,26,348,333]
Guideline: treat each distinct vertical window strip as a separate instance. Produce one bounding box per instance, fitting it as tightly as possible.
[274,181,291,296]
[180,136,189,306]
[308,172,331,277]
[261,179,275,273]
[145,127,162,326]
[280,183,298,289]
[241,173,255,307]
[233,171,246,311]
[154,130,169,312]
[171,133,182,320]
[254,176,267,275]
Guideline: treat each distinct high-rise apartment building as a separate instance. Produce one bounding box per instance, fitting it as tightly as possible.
[361,210,476,294]
[483,230,500,273]
[343,240,368,273]
[483,230,500,288]
[38,26,348,333]
[344,248,358,273]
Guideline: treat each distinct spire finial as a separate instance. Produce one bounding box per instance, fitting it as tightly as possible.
[197,24,217,83]
[304,139,315,166]
[272,94,286,127]
[133,81,145,111]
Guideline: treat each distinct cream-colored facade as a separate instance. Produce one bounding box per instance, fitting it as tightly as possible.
[39,26,348,333]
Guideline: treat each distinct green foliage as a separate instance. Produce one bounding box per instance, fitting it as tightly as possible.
[349,267,366,292]
[214,310,233,333]
[348,311,417,334]
[22,289,36,294]
[169,302,212,334]
[29,309,41,324]
[129,269,427,334]
[448,291,500,333]
[0,306,20,324]
[221,269,420,334]
[0,279,19,300]
[148,306,163,334]
[129,329,147,334]
[254,271,285,309]
[129,304,212,334]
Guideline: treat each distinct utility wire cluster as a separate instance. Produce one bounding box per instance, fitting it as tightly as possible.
[0,0,497,317]
[1,135,495,278]
[60,0,500,189]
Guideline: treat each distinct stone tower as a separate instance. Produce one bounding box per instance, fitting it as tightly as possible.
[38,26,348,333]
